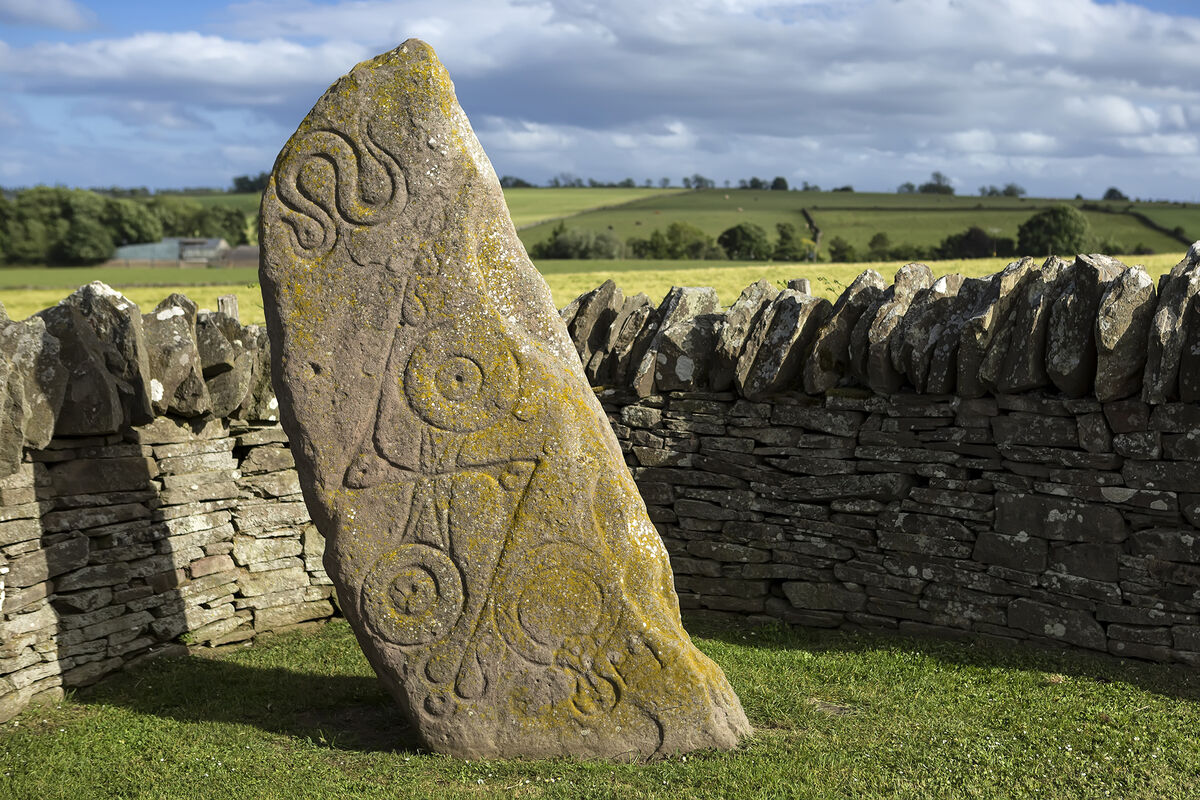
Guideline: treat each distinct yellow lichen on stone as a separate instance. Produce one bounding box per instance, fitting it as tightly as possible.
[260,38,751,760]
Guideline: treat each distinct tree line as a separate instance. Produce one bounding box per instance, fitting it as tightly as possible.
[0,186,253,266]
[529,220,816,262]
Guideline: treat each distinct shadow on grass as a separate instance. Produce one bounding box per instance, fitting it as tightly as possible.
[684,612,1200,703]
[77,654,422,754]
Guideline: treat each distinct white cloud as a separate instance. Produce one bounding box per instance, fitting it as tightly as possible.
[0,0,93,30]
[3,0,1200,196]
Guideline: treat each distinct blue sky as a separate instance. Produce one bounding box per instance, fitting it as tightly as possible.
[2,0,1200,199]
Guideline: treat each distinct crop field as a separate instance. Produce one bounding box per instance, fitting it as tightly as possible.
[0,252,1188,327]
[1134,206,1200,241]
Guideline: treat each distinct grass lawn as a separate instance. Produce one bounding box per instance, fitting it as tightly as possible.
[0,617,1195,799]
[0,253,1188,326]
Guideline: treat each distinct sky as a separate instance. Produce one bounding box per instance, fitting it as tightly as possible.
[1,0,1200,200]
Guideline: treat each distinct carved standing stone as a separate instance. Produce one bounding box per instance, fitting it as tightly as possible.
[259,40,750,760]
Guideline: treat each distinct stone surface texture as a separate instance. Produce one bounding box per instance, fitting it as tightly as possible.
[258,41,749,759]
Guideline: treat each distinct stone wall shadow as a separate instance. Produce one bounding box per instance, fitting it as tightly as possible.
[684,613,1200,703]
[76,654,420,753]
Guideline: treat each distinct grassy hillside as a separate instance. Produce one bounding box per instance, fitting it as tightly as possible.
[518,190,1195,257]
[160,188,685,231]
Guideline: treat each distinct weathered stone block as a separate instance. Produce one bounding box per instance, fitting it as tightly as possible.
[994,491,1126,542]
[1008,598,1105,650]
[782,581,865,612]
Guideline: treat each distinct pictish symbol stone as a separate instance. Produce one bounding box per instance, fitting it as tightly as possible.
[259,39,751,759]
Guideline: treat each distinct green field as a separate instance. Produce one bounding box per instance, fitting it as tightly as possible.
[1,617,1195,799]
[517,189,1194,256]
[163,188,685,231]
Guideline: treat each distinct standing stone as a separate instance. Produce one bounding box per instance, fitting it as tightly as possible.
[259,40,749,760]
[711,280,778,392]
[893,274,963,393]
[1095,265,1156,402]
[585,293,652,387]
[1045,254,1124,398]
[142,294,211,417]
[737,291,830,399]
[566,279,624,371]
[38,282,154,428]
[630,287,720,397]
[979,256,1066,394]
[654,311,725,393]
[1144,244,1200,403]
[196,312,254,418]
[803,270,884,395]
[0,307,66,452]
[850,263,932,392]
[925,274,995,395]
[957,258,1037,398]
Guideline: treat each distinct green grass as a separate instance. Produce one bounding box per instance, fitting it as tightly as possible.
[164,188,685,231]
[503,188,685,229]
[1132,204,1200,241]
[517,189,1192,258]
[1,617,1195,799]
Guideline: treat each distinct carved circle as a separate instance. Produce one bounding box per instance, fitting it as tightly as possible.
[362,544,463,646]
[404,324,518,432]
[495,543,612,665]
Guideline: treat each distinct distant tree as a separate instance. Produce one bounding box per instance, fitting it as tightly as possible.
[1018,205,1091,256]
[499,175,534,188]
[918,171,954,195]
[737,179,748,189]
[774,222,815,261]
[1002,183,1026,197]
[827,236,857,262]
[644,178,653,188]
[867,232,892,260]
[938,226,997,259]
[103,197,162,246]
[690,174,715,189]
[770,176,789,191]
[231,172,270,193]
[617,177,636,188]
[979,185,1001,197]
[746,177,767,190]
[1103,186,1129,202]
[800,181,821,192]
[682,177,692,189]
[55,216,115,264]
[832,185,854,192]
[529,221,622,259]
[717,222,771,260]
[897,182,917,194]
[666,221,724,259]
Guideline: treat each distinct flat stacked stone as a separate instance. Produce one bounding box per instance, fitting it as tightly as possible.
[259,40,750,759]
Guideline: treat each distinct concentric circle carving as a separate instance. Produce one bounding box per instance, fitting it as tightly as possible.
[494,543,613,665]
[361,544,463,646]
[404,324,518,432]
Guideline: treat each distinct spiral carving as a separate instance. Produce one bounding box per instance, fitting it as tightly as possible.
[274,118,407,258]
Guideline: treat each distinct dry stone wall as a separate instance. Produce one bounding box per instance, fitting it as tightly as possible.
[565,244,1200,665]
[4,243,1200,721]
[0,284,328,724]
